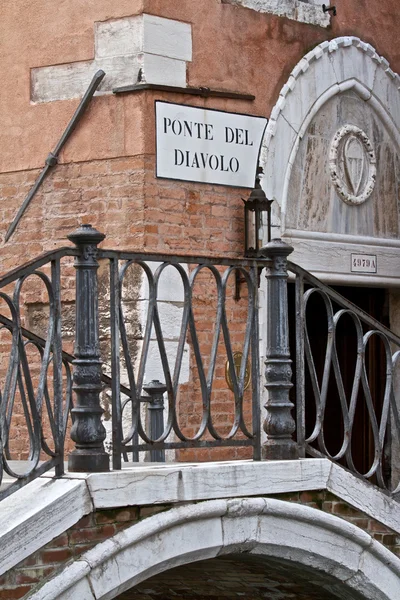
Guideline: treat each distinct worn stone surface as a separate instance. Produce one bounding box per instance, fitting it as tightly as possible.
[287,91,399,239]
[84,458,329,509]
[3,457,400,598]
[21,497,400,600]
[221,0,331,27]
[0,478,92,578]
[261,35,400,287]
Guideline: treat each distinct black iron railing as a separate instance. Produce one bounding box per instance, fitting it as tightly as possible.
[0,226,273,498]
[289,262,400,494]
[100,247,264,468]
[1,226,400,500]
[0,248,75,500]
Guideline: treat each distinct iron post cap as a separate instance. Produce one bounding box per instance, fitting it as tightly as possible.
[259,238,294,257]
[68,224,106,246]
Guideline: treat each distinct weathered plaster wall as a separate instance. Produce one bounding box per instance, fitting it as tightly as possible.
[1,0,399,172]
[1,0,400,253]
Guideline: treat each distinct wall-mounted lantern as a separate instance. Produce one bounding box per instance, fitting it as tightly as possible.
[243,169,274,257]
[235,170,274,301]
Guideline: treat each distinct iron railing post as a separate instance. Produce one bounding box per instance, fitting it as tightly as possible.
[68,224,109,472]
[261,239,298,460]
[143,380,166,463]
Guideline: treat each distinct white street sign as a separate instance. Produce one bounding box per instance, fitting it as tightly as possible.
[155,101,268,188]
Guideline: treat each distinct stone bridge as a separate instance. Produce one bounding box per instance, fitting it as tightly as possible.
[2,458,400,599]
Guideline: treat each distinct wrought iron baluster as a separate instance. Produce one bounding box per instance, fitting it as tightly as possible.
[142,380,167,462]
[250,265,261,460]
[294,272,306,458]
[51,258,64,477]
[261,239,298,460]
[68,225,109,473]
[110,257,122,470]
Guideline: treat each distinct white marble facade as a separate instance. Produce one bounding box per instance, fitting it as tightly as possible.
[221,0,331,27]
[261,37,400,287]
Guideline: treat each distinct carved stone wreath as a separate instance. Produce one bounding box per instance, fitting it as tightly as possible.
[329,125,376,206]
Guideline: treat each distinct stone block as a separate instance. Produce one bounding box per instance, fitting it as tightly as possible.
[95,16,144,59]
[142,340,190,383]
[140,53,187,87]
[0,478,92,576]
[31,62,94,103]
[96,55,142,91]
[222,0,331,27]
[88,513,224,599]
[143,14,192,62]
[31,13,192,103]
[138,300,185,341]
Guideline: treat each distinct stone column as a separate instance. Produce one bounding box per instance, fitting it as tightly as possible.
[261,239,298,460]
[68,224,109,472]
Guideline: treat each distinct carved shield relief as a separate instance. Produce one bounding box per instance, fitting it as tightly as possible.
[329,125,376,206]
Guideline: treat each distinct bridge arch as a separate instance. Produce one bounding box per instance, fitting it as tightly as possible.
[29,497,400,600]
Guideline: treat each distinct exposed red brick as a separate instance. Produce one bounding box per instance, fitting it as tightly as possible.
[40,548,73,564]
[68,524,117,545]
[0,586,32,599]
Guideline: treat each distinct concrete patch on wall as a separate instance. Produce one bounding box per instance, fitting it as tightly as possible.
[31,14,192,103]
[221,0,331,27]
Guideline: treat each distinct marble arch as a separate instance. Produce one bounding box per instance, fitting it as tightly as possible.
[260,36,400,286]
[29,498,400,600]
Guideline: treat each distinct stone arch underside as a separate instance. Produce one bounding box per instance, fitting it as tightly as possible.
[114,554,364,599]
[29,498,400,600]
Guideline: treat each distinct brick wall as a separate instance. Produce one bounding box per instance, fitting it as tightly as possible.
[142,156,245,257]
[116,555,340,599]
[1,492,399,598]
[0,156,147,463]
[0,503,172,599]
[0,150,256,464]
[282,490,400,553]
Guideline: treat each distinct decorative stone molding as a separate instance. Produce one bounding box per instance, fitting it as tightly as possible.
[28,496,400,600]
[5,458,400,579]
[31,14,192,103]
[329,125,377,206]
[222,0,331,28]
[261,36,400,234]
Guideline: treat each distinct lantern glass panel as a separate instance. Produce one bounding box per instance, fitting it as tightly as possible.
[256,206,264,252]
[246,207,257,255]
